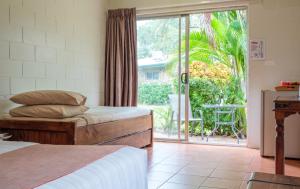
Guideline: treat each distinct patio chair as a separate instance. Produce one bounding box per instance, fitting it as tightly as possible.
[168,94,204,140]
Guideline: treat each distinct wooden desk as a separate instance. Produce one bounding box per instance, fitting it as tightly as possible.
[274,96,300,175]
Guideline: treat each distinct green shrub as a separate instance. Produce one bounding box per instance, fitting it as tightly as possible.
[138,78,246,137]
[138,83,172,105]
[174,77,246,136]
[152,105,176,133]
[188,78,222,135]
[223,76,247,136]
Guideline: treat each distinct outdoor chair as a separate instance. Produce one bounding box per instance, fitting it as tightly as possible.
[168,94,204,140]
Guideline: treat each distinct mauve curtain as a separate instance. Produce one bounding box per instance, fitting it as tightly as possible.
[104,8,137,107]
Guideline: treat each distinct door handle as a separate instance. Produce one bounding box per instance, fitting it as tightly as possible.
[180,73,188,84]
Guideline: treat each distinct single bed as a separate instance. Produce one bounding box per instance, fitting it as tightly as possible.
[0,141,148,189]
[0,106,153,148]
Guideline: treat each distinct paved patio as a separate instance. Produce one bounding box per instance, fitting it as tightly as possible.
[189,135,246,146]
[154,133,247,146]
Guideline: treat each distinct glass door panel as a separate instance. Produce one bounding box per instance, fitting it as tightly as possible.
[137,17,184,140]
[187,10,248,145]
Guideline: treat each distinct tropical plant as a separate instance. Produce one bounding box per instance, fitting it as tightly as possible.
[188,10,247,93]
[188,76,246,136]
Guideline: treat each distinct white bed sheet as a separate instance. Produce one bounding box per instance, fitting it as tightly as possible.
[0,140,36,154]
[0,106,151,127]
[77,106,151,126]
[0,142,148,189]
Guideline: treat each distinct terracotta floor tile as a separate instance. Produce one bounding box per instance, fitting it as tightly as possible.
[147,142,300,188]
[187,161,219,169]
[221,157,253,165]
[217,163,251,172]
[168,173,206,186]
[160,160,189,167]
[159,182,198,189]
[201,178,242,189]
[148,171,175,182]
[179,166,214,176]
[150,164,184,173]
[210,170,249,180]
[191,156,223,163]
[165,157,193,162]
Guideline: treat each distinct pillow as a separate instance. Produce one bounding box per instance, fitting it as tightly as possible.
[10,90,87,106]
[9,105,88,119]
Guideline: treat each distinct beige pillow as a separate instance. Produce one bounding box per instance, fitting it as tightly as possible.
[10,90,87,106]
[10,105,88,119]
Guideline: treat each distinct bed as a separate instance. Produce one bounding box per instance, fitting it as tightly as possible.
[0,141,148,189]
[0,106,153,148]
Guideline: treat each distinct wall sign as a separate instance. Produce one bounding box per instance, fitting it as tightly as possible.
[250,40,265,60]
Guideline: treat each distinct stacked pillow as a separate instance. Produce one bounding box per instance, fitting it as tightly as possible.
[9,90,88,119]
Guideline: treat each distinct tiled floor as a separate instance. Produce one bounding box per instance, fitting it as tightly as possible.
[147,142,300,189]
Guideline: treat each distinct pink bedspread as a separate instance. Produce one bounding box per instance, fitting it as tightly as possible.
[0,144,124,189]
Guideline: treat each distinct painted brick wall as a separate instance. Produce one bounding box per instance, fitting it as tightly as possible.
[0,0,107,113]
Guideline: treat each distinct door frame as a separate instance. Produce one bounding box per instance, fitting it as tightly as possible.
[184,15,190,141]
[137,5,249,145]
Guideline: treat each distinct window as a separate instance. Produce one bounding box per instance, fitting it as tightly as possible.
[146,72,159,80]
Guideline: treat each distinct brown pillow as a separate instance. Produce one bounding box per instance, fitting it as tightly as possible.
[10,90,87,105]
[9,105,88,119]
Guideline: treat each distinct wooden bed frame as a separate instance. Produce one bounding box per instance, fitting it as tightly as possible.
[0,111,153,148]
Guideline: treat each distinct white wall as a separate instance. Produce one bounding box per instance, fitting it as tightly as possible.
[0,0,108,114]
[109,0,300,148]
[247,0,300,148]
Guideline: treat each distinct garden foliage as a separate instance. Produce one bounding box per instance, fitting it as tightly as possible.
[137,10,247,137]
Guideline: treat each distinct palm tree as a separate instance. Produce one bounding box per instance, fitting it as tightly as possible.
[188,10,247,94]
[166,10,247,91]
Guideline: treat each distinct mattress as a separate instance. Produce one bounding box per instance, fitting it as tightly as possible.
[0,141,148,189]
[0,106,151,127]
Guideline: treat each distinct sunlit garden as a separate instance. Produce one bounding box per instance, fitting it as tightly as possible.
[137,10,247,144]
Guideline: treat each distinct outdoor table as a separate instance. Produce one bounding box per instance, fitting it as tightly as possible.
[202,104,245,143]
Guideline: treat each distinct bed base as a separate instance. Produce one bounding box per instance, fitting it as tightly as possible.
[0,112,153,148]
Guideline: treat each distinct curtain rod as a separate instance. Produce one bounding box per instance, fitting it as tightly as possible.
[136,0,256,17]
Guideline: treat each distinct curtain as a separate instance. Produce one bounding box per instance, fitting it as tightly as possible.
[104,8,137,107]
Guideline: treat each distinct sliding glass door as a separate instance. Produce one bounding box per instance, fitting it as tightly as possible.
[137,8,248,144]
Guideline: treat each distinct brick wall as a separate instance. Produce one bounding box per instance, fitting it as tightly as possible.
[0,0,107,113]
